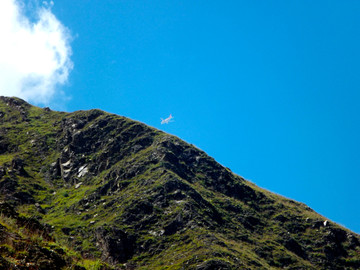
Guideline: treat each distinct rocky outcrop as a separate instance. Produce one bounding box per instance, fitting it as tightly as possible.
[95,226,136,264]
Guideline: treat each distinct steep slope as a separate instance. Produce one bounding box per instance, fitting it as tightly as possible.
[0,96,359,269]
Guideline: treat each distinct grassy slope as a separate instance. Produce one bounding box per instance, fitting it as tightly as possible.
[0,96,359,269]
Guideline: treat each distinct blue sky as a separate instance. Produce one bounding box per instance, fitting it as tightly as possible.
[1,1,360,233]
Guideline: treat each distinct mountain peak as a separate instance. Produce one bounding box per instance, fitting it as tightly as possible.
[0,96,359,269]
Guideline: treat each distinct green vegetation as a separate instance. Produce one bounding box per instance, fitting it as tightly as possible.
[0,96,359,269]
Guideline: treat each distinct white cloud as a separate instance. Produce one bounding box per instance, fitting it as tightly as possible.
[0,0,73,104]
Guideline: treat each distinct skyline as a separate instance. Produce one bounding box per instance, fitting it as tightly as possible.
[0,0,359,233]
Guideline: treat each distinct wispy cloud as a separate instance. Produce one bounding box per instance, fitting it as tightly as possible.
[0,0,73,104]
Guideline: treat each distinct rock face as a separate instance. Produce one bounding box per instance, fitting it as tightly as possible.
[0,96,359,269]
[95,226,136,264]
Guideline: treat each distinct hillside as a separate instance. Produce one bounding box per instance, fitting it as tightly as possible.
[0,96,359,269]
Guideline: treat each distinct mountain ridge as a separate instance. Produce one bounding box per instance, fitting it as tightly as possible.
[0,96,359,269]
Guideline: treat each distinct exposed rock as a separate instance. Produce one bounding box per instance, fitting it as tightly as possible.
[0,139,10,154]
[12,191,35,204]
[312,220,325,229]
[77,165,88,177]
[325,227,347,244]
[0,177,18,194]
[347,233,360,248]
[0,166,5,178]
[284,238,307,259]
[164,213,186,235]
[11,157,28,176]
[196,259,233,270]
[121,200,154,225]
[49,159,62,178]
[95,226,136,264]
[75,182,83,189]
